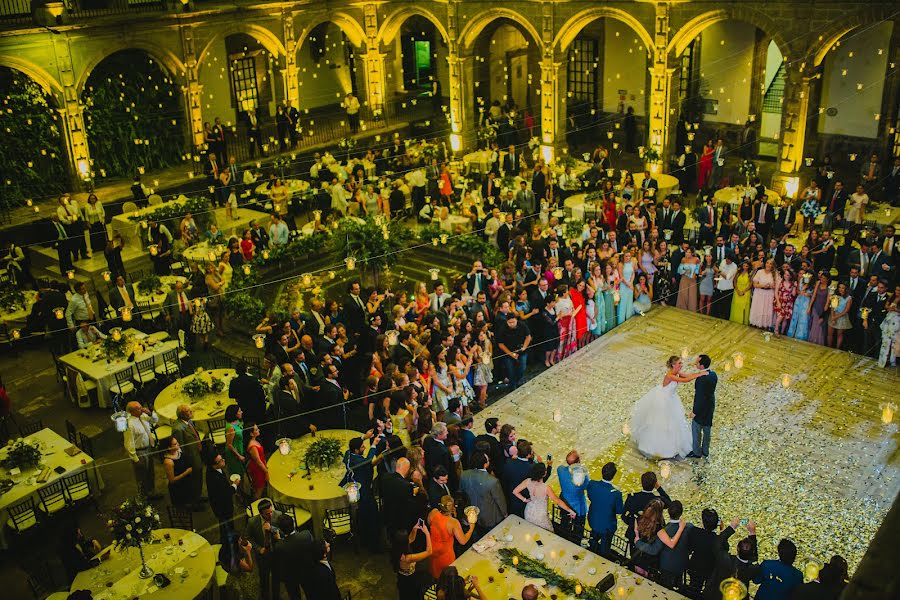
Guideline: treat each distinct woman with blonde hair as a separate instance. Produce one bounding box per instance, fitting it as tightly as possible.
[427,495,475,579]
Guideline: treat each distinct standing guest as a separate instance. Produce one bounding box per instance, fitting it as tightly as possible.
[392,523,433,600]
[424,422,452,482]
[163,436,193,507]
[687,354,717,459]
[502,439,551,517]
[617,250,637,323]
[554,286,579,360]
[343,92,361,133]
[807,272,831,346]
[272,514,314,600]
[749,259,776,330]
[304,540,343,600]
[496,314,531,389]
[244,499,282,600]
[859,153,881,195]
[245,422,268,499]
[827,281,853,349]
[712,254,737,319]
[268,213,289,246]
[622,471,671,550]
[686,509,739,583]
[59,524,103,582]
[207,452,239,541]
[459,451,507,538]
[381,457,418,538]
[879,285,900,367]
[426,494,475,579]
[229,362,267,427]
[556,450,589,541]
[730,261,753,324]
[82,194,106,255]
[787,273,814,340]
[753,538,803,600]
[846,184,869,228]
[65,281,95,330]
[122,401,162,500]
[632,499,686,573]
[513,462,575,531]
[658,500,694,585]
[698,252,716,315]
[172,405,204,508]
[773,268,797,335]
[223,405,245,477]
[675,247,700,312]
[586,461,624,557]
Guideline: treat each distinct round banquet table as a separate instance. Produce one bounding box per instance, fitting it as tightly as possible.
[182,242,227,265]
[0,289,37,329]
[133,275,188,311]
[715,185,781,210]
[254,178,309,198]
[267,429,361,538]
[633,172,680,200]
[155,368,235,429]
[71,529,215,600]
[462,149,507,175]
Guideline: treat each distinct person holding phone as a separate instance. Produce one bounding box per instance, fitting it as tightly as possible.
[391,521,432,600]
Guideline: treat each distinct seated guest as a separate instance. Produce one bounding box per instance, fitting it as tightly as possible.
[59,523,102,582]
[206,223,225,245]
[75,319,106,349]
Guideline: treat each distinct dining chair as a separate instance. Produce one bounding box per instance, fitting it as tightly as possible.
[154,348,182,380]
[322,507,353,544]
[273,501,312,532]
[6,497,39,534]
[65,368,95,409]
[19,419,43,436]
[609,534,630,562]
[64,419,78,445]
[37,480,68,516]
[138,300,162,327]
[122,201,138,214]
[423,585,437,600]
[62,470,98,511]
[111,366,136,404]
[77,432,95,458]
[132,356,157,387]
[21,561,56,600]
[167,505,194,530]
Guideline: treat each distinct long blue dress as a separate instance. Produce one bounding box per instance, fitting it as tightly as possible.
[633,291,652,315]
[617,261,635,325]
[787,283,812,340]
[593,282,607,336]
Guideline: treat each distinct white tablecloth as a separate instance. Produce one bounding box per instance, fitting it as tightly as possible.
[155,369,235,428]
[714,186,781,211]
[133,276,188,311]
[0,290,37,329]
[0,428,104,549]
[59,329,176,408]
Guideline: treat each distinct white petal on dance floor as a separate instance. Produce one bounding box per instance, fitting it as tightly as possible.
[486,306,899,570]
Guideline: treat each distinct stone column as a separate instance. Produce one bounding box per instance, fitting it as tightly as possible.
[362,50,387,122]
[649,2,672,165]
[447,51,474,146]
[539,55,565,149]
[877,24,900,157]
[179,25,206,152]
[51,36,91,189]
[774,67,813,192]
[282,9,300,110]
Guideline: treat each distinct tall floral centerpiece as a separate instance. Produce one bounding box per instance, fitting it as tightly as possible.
[107,497,161,578]
[739,159,758,187]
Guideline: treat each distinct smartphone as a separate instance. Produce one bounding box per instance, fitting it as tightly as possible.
[740,518,749,527]
[535,539,544,547]
[417,518,425,528]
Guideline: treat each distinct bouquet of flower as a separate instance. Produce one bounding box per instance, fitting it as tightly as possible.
[103,334,127,359]
[182,373,225,398]
[2,440,42,470]
[739,159,758,185]
[108,497,160,550]
[303,437,343,469]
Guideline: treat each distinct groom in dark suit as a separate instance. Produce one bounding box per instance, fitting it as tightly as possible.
[688,354,717,459]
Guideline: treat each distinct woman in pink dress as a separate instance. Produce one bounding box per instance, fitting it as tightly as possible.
[698,141,714,190]
[570,280,589,347]
[555,285,580,359]
[749,259,777,330]
[774,268,798,335]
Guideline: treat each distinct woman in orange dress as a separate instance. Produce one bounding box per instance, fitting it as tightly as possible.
[439,165,453,206]
[698,140,714,190]
[427,495,474,580]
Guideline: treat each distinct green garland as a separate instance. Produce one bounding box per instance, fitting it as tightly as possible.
[303,437,343,469]
[126,195,212,230]
[182,373,225,399]
[496,547,611,600]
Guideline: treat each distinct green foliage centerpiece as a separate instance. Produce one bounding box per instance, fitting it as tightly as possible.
[497,547,611,600]
[182,369,225,399]
[107,497,161,578]
[303,437,343,470]
[332,217,416,285]
[136,274,162,295]
[739,159,758,186]
[103,334,127,360]
[0,285,26,312]
[2,439,42,470]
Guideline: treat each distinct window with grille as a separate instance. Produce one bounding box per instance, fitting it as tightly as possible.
[231,56,258,113]
[678,40,696,104]
[567,38,598,105]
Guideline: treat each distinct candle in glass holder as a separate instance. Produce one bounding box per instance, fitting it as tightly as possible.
[659,460,671,479]
[53,306,64,320]
[302,273,313,286]
[575,584,582,595]
[102,270,111,282]
[733,353,744,369]
[344,481,360,503]
[277,438,291,455]
[119,306,132,322]
[253,334,265,349]
[512,555,519,566]
[11,329,20,340]
[110,327,122,342]
[553,408,562,422]
[66,269,75,280]
[432,237,439,246]
[149,244,158,256]
[781,374,791,388]
[262,250,270,260]
[242,264,251,276]
[830,296,839,309]
[429,268,440,281]
[882,403,895,424]
[464,506,479,524]
[440,234,449,245]
[622,421,630,436]
[345,257,356,270]
[313,209,322,222]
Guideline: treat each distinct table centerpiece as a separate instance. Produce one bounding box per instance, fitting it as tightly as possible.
[303,437,343,470]
[1,439,42,471]
[107,497,161,578]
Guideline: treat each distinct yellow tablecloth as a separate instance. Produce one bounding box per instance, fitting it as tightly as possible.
[714,186,781,210]
[463,150,507,175]
[267,429,361,538]
[0,428,103,549]
[453,516,687,600]
[133,276,188,312]
[254,179,309,198]
[59,329,175,408]
[182,242,227,266]
[633,172,680,200]
[0,289,37,329]
[72,529,214,600]
[155,368,235,429]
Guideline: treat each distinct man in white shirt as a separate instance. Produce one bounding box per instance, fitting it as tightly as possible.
[343,92,361,133]
[484,208,502,249]
[556,166,573,202]
[65,281,95,329]
[712,254,738,319]
[268,213,289,246]
[75,320,106,349]
[123,401,162,500]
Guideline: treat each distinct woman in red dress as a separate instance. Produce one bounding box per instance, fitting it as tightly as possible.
[244,423,268,499]
[439,165,453,205]
[603,193,618,232]
[571,280,589,347]
[698,140,714,190]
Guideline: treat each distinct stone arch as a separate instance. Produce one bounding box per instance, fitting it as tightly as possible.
[197,23,287,70]
[553,7,654,54]
[0,55,64,99]
[76,42,185,96]
[458,8,543,54]
[809,9,897,67]
[668,9,789,58]
[376,6,450,47]
[296,13,367,51]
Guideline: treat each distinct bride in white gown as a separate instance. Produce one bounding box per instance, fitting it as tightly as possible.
[630,356,708,459]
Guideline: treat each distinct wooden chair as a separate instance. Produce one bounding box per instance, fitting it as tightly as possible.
[609,534,630,562]
[19,419,43,436]
[36,480,68,516]
[167,505,194,530]
[111,366,136,403]
[154,348,182,380]
[132,356,157,387]
[63,470,98,510]
[122,201,139,214]
[273,501,312,531]
[6,497,38,534]
[322,507,352,545]
[21,561,56,600]
[77,431,95,458]
[65,419,78,445]
[423,585,437,600]
[65,367,95,409]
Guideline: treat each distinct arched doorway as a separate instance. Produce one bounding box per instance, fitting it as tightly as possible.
[81,50,185,179]
[0,66,67,204]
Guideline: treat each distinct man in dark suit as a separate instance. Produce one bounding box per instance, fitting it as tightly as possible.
[773,197,796,239]
[622,471,671,544]
[686,509,739,583]
[391,330,415,370]
[245,499,283,600]
[164,280,193,339]
[824,180,849,230]
[843,240,872,280]
[423,422,452,482]
[586,461,624,557]
[466,260,494,297]
[886,156,900,206]
[753,196,774,240]
[501,439,551,517]
[496,212,514,254]
[669,200,686,245]
[515,180,537,216]
[108,275,136,313]
[474,418,505,479]
[303,540,342,600]
[229,362,268,426]
[381,457,417,537]
[249,220,270,250]
[688,354,717,459]
[204,152,221,190]
[503,144,522,176]
[659,500,694,585]
[172,405,204,507]
[426,465,453,508]
[482,171,500,201]
[640,170,658,200]
[697,197,718,246]
[272,514,315,600]
[342,280,367,340]
[207,453,237,541]
[459,451,507,539]
[315,363,347,429]
[860,280,890,357]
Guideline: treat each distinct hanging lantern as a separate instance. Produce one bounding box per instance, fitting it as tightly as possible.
[606,131,613,139]
[208,186,215,194]
[345,257,356,270]
[262,250,270,260]
[658,460,671,479]
[276,438,291,455]
[432,237,439,246]
[111,411,128,433]
[719,577,747,600]
[110,327,122,341]
[582,153,590,161]
[313,209,322,222]
[574,584,582,595]
[253,334,265,349]
[830,295,840,309]
[440,234,448,245]
[242,264,251,276]
[717,158,725,166]
[11,329,21,340]
[804,157,814,167]
[429,268,440,281]
[328,271,336,280]
[733,353,744,369]
[849,153,857,162]
[803,562,820,584]
[138,166,145,174]
[569,463,588,486]
[385,329,399,346]
[553,408,562,422]
[463,506,480,524]
[193,298,203,310]
[860,307,871,322]
[781,374,791,388]
[613,290,620,303]
[119,305,133,322]
[302,273,312,286]
[344,481,361,503]
[881,403,896,424]
[149,244,158,256]
[513,555,519,566]
[102,270,111,282]
[54,307,64,320]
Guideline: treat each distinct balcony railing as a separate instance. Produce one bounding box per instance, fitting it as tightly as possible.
[0,0,167,28]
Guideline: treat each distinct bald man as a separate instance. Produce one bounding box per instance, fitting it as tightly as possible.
[123,401,162,500]
[381,457,417,537]
[556,450,588,541]
[522,584,539,600]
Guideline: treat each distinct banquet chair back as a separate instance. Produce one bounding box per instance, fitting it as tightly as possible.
[65,368,94,409]
[206,418,226,447]
[77,432,95,458]
[423,585,437,600]
[122,201,139,214]
[241,355,262,376]
[37,480,67,516]
[6,497,38,534]
[609,534,630,562]
[49,352,66,386]
[138,300,162,326]
[62,470,97,510]
[167,505,194,530]
[65,419,78,444]
[111,366,136,403]
[133,356,157,387]
[19,419,43,436]
[323,507,352,543]
[272,501,312,531]
[155,349,182,380]
[21,560,56,600]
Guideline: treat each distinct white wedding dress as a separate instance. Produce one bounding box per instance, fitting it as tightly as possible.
[629,380,693,459]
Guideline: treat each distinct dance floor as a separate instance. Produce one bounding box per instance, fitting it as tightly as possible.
[486,306,899,570]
